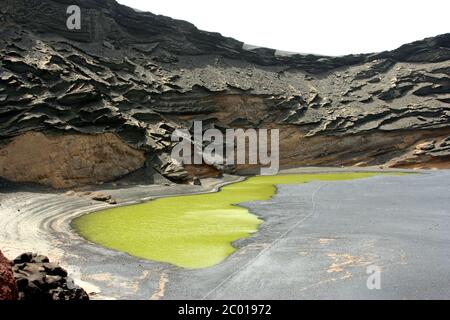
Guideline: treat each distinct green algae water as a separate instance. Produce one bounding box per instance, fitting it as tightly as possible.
[73,173,397,269]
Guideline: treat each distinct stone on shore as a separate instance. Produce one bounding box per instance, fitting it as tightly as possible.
[12,252,89,301]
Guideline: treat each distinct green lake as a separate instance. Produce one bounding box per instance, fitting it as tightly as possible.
[73,172,398,269]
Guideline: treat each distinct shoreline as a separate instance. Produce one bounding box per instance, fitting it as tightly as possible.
[0,167,424,258]
[67,166,416,262]
[0,173,246,298]
[0,167,433,298]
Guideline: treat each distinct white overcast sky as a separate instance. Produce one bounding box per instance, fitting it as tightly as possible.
[117,0,449,56]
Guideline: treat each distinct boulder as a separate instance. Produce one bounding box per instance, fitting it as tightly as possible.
[90,192,117,205]
[90,192,112,202]
[12,253,89,301]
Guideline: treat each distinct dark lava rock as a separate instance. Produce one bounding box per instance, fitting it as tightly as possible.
[0,250,19,300]
[12,253,89,301]
[0,0,449,187]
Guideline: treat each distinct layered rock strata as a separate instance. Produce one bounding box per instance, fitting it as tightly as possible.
[0,0,449,187]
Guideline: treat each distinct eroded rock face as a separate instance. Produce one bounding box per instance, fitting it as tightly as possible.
[0,250,18,301]
[12,253,89,301]
[0,0,449,187]
[386,135,450,169]
[0,132,145,188]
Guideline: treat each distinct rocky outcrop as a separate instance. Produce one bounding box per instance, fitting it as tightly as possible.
[12,253,89,301]
[0,0,449,187]
[0,250,18,300]
[386,135,450,168]
[0,132,145,188]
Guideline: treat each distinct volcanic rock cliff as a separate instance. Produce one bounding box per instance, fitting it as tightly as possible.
[0,0,449,188]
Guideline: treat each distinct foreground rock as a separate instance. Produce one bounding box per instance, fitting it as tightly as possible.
[0,250,18,300]
[12,253,89,301]
[0,0,449,188]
